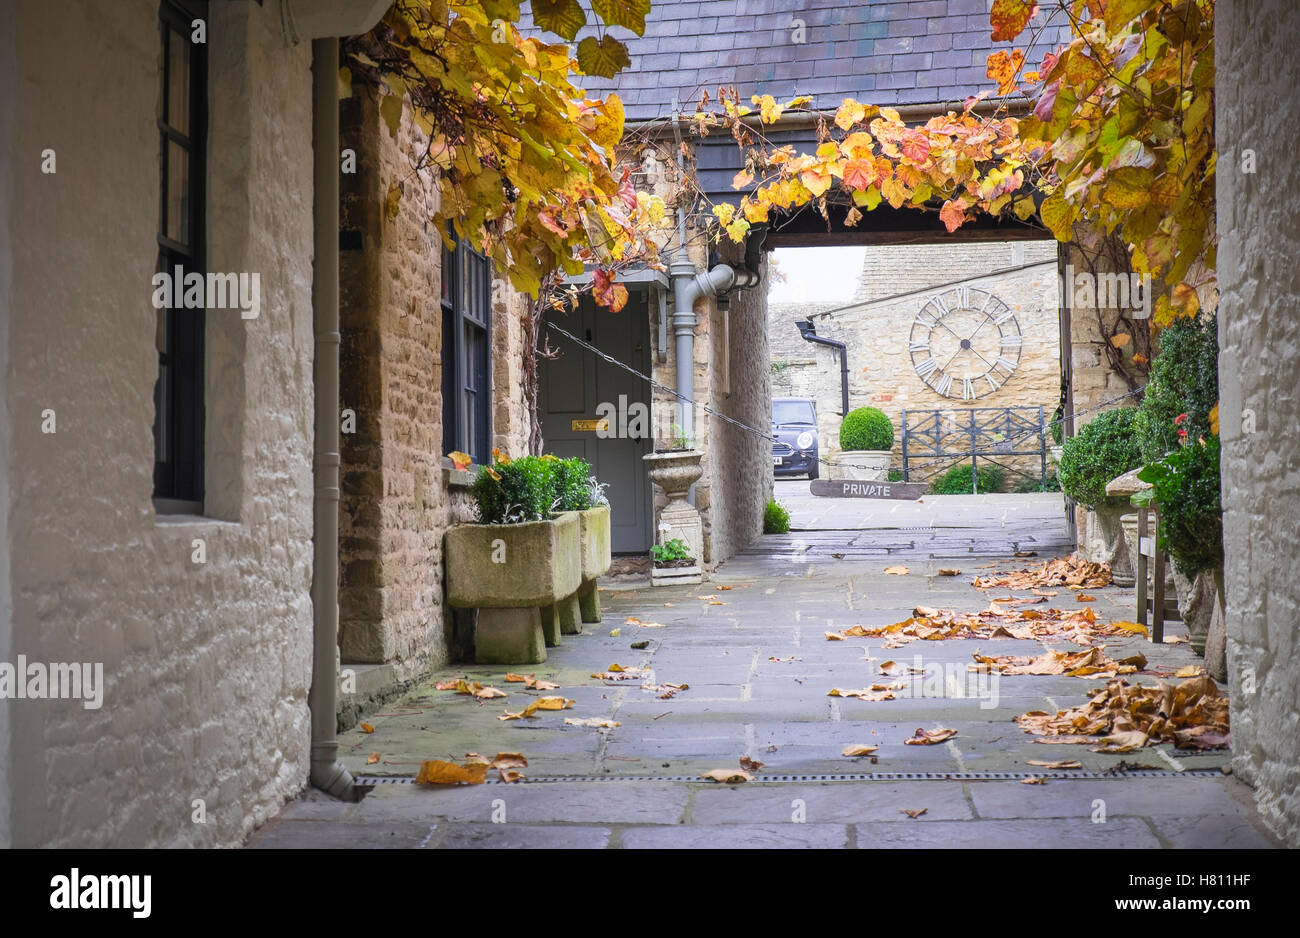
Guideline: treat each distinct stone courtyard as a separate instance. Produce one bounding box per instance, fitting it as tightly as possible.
[248,488,1278,849]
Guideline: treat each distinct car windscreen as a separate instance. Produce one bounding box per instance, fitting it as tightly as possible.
[772,401,816,425]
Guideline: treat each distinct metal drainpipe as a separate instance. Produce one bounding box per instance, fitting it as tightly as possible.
[308,37,355,801]
[797,318,849,416]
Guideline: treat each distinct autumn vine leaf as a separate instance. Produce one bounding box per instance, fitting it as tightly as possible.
[344,0,665,311]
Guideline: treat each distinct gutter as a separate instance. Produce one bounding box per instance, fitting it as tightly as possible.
[796,318,849,417]
[308,37,355,801]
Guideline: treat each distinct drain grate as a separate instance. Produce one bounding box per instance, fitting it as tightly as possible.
[355,768,1224,786]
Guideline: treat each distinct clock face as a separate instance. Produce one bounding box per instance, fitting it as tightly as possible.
[908,287,1021,400]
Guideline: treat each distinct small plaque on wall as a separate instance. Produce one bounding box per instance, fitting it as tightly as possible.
[571,418,610,432]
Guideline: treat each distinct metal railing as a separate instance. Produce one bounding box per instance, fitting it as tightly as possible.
[901,405,1049,490]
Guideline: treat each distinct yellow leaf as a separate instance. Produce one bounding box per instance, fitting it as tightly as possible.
[414,760,488,785]
[1111,621,1149,636]
[380,92,403,138]
[884,566,910,575]
[360,723,375,734]
[825,631,845,641]
[490,752,528,769]
[366,752,380,764]
[842,745,879,757]
[834,98,867,131]
[700,768,753,783]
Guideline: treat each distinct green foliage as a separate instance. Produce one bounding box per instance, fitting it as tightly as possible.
[1134,314,1219,464]
[651,538,692,564]
[1137,436,1223,578]
[1049,401,1064,446]
[471,455,557,524]
[763,499,790,534]
[551,456,594,511]
[839,407,894,452]
[887,469,904,483]
[1014,471,1061,493]
[1057,408,1143,508]
[932,462,1006,494]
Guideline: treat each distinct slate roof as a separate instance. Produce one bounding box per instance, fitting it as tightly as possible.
[521,0,1071,121]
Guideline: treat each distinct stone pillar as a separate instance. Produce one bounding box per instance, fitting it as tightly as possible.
[1216,0,1300,847]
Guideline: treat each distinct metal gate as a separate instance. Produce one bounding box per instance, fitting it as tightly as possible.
[901,406,1049,490]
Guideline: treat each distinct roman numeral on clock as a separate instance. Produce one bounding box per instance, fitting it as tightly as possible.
[934,374,953,397]
[962,378,974,400]
[1001,335,1022,349]
[995,356,1018,373]
[915,357,939,378]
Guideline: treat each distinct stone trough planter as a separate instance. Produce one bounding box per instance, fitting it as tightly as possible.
[444,512,581,664]
[575,505,612,627]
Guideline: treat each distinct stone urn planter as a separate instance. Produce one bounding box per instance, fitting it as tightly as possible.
[644,449,704,586]
[444,512,581,664]
[836,450,891,482]
[1107,468,1154,588]
[1173,567,1217,656]
[575,504,612,626]
[1086,498,1135,587]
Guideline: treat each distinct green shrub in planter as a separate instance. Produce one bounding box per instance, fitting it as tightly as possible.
[1136,436,1223,579]
[551,456,594,512]
[887,469,903,483]
[839,407,894,451]
[1057,407,1143,508]
[932,462,1005,494]
[471,455,557,524]
[1134,314,1218,463]
[763,498,790,534]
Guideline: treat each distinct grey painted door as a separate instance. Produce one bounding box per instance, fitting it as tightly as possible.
[539,290,653,553]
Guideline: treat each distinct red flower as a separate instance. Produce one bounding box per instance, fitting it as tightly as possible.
[1174,413,1188,426]
[1178,428,1189,439]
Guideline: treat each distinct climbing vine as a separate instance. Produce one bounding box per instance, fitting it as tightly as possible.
[344,0,663,309]
[705,0,1215,328]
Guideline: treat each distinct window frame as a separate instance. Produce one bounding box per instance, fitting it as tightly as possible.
[440,234,493,465]
[153,0,209,514]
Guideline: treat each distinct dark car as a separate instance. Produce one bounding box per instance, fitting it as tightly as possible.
[772,397,819,479]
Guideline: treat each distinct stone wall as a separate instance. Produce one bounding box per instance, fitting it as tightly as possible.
[337,83,527,686]
[1215,0,1300,847]
[1,0,315,847]
[704,243,772,565]
[770,241,1060,486]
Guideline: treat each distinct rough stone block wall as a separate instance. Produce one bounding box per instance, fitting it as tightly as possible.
[1215,0,1300,847]
[770,241,1060,486]
[338,84,528,683]
[2,0,314,847]
[705,246,772,565]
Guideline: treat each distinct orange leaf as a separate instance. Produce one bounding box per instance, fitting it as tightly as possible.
[414,759,488,785]
[989,0,1039,42]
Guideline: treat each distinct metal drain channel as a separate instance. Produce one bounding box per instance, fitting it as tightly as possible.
[356,769,1225,786]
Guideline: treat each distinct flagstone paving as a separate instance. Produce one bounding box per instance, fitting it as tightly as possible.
[247,493,1280,848]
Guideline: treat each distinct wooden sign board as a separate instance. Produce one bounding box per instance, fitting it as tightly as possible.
[810,479,927,500]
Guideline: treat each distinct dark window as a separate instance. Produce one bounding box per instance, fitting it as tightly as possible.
[440,234,492,465]
[153,0,208,511]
